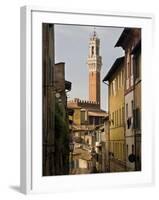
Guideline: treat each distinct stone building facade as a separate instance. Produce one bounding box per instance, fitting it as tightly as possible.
[103,57,126,172]
[103,28,141,172]
[42,24,71,176]
[42,23,55,176]
[115,28,141,171]
[132,40,141,171]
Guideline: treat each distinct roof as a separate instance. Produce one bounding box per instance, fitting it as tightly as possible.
[86,108,107,113]
[115,28,132,47]
[88,111,107,117]
[103,56,124,81]
[131,40,141,54]
[54,62,65,65]
[67,104,81,109]
[73,148,92,161]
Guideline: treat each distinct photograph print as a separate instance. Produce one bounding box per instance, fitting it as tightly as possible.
[42,23,141,176]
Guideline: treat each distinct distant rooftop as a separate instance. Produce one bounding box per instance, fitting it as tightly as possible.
[67,98,107,114]
[73,148,92,161]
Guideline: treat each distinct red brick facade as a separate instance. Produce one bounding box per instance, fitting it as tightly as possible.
[89,71,100,104]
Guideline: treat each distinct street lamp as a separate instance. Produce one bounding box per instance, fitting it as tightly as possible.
[69,142,74,174]
[55,92,61,98]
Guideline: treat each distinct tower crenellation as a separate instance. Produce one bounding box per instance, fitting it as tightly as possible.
[67,98,100,110]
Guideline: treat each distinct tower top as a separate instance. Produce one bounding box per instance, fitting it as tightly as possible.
[93,28,97,37]
[87,29,102,68]
[91,28,98,40]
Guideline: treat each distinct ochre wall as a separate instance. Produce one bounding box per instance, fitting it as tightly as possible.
[109,65,125,161]
[73,108,81,125]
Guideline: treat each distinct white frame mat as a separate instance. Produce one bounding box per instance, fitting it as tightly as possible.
[20,6,154,194]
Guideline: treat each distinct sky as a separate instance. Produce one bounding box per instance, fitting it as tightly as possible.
[54,24,124,111]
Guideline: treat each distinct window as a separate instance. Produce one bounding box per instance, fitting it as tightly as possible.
[119,109,121,126]
[111,82,113,96]
[134,108,141,130]
[113,80,116,96]
[126,53,130,79]
[109,114,111,127]
[91,46,94,56]
[87,139,89,144]
[110,82,113,96]
[89,116,93,125]
[131,100,134,115]
[81,110,86,125]
[127,117,131,129]
[126,103,128,119]
[95,117,99,125]
[130,55,134,75]
[122,69,124,85]
[115,111,117,127]
[112,112,114,126]
[118,73,121,88]
[117,110,118,126]
[115,78,117,93]
[112,142,114,155]
[127,62,130,79]
[134,53,141,80]
[122,106,124,124]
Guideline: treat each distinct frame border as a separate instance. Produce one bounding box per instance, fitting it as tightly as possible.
[20,6,154,194]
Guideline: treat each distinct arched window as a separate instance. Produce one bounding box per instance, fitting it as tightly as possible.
[87,139,89,144]
[91,46,94,56]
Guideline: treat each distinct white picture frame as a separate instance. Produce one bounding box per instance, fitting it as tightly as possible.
[20,6,154,194]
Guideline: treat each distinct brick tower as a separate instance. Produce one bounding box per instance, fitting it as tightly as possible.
[87,30,102,108]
